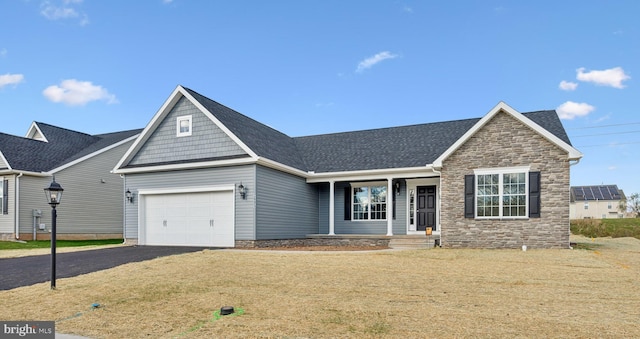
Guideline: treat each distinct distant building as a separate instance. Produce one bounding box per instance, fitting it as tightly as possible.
[570,185,626,219]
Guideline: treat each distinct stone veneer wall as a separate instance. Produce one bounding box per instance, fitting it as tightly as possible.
[236,238,390,248]
[440,111,571,249]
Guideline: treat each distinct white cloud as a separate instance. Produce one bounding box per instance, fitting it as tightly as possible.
[608,166,617,171]
[559,80,578,91]
[556,101,595,120]
[0,48,7,57]
[40,0,88,25]
[43,79,117,106]
[576,67,630,89]
[0,73,25,88]
[356,51,399,73]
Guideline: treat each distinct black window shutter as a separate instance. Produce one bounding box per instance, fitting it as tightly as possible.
[464,175,475,218]
[344,186,351,220]
[3,180,8,215]
[529,171,541,218]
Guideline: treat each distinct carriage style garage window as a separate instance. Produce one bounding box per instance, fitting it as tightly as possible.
[475,167,529,218]
[176,115,192,137]
[352,183,387,220]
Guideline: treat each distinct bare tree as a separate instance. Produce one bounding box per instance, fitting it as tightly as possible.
[620,193,640,218]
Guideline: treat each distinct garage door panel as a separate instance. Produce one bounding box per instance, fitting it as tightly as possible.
[143,190,234,247]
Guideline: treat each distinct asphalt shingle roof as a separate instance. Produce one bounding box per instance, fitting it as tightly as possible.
[0,123,142,173]
[184,87,574,174]
[185,87,308,170]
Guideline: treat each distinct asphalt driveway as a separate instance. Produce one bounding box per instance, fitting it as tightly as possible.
[0,246,209,290]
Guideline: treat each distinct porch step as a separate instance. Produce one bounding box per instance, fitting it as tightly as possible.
[389,235,437,250]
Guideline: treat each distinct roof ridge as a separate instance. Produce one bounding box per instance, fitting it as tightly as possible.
[34,121,97,138]
[182,87,293,139]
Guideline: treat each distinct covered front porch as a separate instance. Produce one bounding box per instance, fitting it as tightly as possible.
[308,168,442,238]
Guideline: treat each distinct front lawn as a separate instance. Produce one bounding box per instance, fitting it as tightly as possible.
[1,237,638,338]
[0,239,123,250]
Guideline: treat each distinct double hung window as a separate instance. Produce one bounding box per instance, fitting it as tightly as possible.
[352,184,387,220]
[474,167,529,219]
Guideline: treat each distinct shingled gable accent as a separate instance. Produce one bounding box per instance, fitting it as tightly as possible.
[432,101,583,168]
[114,85,258,173]
[114,85,309,176]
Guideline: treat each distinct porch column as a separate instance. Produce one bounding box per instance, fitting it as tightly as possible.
[387,178,393,236]
[329,180,335,235]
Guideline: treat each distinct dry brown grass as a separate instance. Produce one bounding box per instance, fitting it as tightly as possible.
[1,235,639,338]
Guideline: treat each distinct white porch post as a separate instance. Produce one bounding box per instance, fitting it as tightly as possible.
[329,180,335,235]
[387,178,393,236]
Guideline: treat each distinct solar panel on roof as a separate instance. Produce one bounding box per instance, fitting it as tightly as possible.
[570,185,623,201]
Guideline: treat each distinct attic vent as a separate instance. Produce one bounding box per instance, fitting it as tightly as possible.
[25,123,48,142]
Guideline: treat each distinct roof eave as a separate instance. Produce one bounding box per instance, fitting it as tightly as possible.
[306,165,437,183]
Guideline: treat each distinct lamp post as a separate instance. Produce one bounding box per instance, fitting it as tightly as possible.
[44,177,63,290]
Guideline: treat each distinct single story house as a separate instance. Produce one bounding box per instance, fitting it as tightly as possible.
[0,122,141,240]
[113,85,583,249]
[569,185,626,219]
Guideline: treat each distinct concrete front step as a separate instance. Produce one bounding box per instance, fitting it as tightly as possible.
[389,235,438,249]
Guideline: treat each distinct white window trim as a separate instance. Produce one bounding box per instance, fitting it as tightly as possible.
[350,181,388,221]
[176,115,192,137]
[473,166,530,220]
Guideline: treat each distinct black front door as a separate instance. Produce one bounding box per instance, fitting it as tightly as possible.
[416,186,436,231]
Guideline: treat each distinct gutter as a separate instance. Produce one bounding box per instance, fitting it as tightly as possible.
[14,173,23,239]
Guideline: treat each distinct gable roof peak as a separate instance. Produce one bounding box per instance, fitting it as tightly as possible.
[432,101,583,168]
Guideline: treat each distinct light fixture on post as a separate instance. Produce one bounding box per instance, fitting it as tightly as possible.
[238,182,247,200]
[44,176,63,290]
[126,189,134,204]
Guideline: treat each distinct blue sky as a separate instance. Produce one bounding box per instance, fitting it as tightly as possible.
[1,1,638,195]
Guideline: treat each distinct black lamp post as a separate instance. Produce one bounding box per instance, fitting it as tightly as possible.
[44,177,63,290]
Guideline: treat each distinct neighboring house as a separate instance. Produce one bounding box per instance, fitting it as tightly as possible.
[113,85,583,249]
[570,185,626,219]
[0,122,142,241]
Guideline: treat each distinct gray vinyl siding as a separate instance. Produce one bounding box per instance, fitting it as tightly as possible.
[333,181,407,235]
[0,175,15,234]
[393,183,407,235]
[255,165,318,239]
[18,142,134,237]
[124,165,256,240]
[129,97,247,166]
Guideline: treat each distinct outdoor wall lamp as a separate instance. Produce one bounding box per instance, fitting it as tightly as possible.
[126,189,134,204]
[44,176,63,290]
[238,183,247,200]
[395,181,401,195]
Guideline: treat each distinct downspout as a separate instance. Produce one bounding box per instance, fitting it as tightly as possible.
[15,173,23,240]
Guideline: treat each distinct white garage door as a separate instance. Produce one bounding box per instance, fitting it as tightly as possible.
[143,190,234,247]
